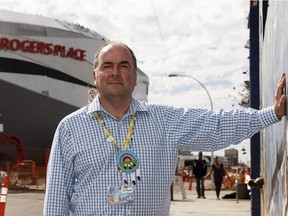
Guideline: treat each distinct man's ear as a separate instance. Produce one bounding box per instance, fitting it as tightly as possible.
[93,70,97,88]
[133,72,137,87]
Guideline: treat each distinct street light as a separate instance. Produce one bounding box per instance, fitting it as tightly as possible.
[168,74,213,111]
[168,73,215,188]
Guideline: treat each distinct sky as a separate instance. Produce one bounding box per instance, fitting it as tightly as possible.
[0,0,251,164]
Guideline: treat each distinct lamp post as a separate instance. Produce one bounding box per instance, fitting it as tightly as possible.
[168,73,215,188]
[168,74,213,111]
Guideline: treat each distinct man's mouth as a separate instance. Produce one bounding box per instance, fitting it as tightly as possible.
[108,80,122,85]
[108,82,122,85]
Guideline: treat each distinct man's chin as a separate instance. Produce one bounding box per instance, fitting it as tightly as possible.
[106,90,127,98]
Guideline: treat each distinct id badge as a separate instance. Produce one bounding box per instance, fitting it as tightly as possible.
[107,184,135,205]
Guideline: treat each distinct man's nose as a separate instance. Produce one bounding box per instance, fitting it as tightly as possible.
[111,66,120,76]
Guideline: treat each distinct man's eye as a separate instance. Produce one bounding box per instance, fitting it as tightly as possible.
[103,65,111,69]
[121,64,129,68]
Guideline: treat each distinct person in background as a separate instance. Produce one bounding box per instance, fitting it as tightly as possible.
[0,170,7,185]
[44,41,286,215]
[206,156,230,200]
[192,151,208,198]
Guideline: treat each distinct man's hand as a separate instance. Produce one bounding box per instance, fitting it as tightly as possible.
[274,73,286,119]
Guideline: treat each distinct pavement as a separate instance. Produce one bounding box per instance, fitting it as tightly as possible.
[170,189,250,216]
[4,182,251,216]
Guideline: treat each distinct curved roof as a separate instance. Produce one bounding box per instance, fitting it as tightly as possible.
[0,9,108,41]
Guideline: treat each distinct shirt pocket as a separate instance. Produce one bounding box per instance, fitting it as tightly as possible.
[73,141,116,177]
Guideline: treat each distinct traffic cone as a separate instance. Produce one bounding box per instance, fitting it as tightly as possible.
[0,175,9,216]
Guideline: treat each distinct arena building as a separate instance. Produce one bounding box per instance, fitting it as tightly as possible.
[0,10,149,167]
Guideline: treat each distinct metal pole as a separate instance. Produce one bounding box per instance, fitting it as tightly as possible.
[168,74,213,111]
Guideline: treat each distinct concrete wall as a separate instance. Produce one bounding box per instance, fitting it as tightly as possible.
[259,1,288,215]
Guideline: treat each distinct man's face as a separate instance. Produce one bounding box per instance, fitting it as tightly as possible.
[93,44,137,99]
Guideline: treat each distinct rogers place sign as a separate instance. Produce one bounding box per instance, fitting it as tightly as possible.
[0,37,86,61]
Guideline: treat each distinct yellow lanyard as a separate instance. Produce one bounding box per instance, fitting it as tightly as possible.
[94,112,136,151]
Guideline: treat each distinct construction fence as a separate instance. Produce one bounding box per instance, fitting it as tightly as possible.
[0,146,49,190]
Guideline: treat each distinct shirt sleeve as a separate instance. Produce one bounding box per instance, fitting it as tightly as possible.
[166,106,280,152]
[43,121,75,216]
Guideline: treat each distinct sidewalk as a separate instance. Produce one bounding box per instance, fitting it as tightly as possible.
[170,189,250,216]
[4,184,250,216]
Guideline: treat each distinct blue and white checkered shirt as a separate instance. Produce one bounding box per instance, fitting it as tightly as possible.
[44,96,279,216]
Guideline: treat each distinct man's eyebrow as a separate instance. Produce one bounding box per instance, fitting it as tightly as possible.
[120,60,131,66]
[102,61,112,65]
[101,60,131,65]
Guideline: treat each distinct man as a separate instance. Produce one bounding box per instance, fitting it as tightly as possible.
[44,42,286,216]
[193,151,207,198]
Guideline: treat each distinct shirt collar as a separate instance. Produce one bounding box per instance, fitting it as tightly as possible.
[87,94,148,116]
